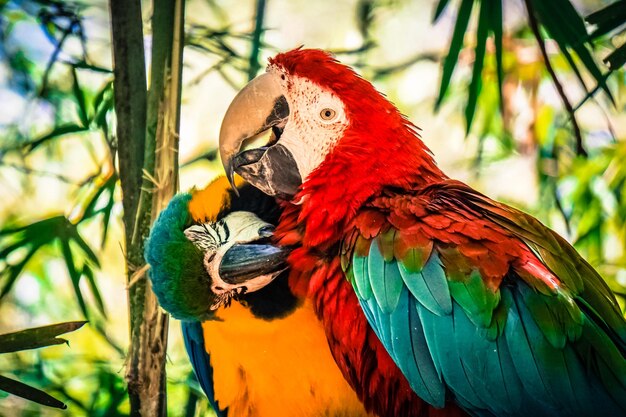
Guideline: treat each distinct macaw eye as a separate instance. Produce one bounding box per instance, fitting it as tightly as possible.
[319,108,337,121]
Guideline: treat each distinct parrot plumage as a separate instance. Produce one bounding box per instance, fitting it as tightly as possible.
[215,48,626,417]
[146,177,374,417]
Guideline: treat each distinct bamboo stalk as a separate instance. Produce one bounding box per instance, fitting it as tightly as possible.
[109,0,146,237]
[110,0,185,415]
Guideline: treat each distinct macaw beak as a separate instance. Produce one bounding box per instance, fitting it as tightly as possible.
[218,240,289,284]
[219,72,302,198]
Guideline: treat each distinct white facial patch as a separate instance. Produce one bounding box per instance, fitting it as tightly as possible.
[268,71,349,181]
[184,211,280,309]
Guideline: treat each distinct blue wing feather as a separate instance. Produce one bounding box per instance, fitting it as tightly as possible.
[181,321,227,417]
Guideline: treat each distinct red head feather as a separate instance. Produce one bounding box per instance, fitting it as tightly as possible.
[270,49,446,248]
[269,48,409,139]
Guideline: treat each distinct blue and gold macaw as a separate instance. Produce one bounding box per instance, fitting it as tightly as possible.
[145,177,377,417]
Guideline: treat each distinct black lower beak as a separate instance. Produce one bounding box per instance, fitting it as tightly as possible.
[232,144,302,198]
[218,242,290,285]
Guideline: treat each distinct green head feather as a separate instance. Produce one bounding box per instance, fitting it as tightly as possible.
[145,193,215,321]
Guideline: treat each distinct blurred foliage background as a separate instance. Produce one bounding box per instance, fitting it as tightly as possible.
[0,0,624,415]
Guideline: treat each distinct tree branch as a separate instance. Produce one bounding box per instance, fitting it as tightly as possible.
[110,0,185,415]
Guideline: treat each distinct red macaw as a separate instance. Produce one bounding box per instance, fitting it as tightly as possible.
[215,48,626,417]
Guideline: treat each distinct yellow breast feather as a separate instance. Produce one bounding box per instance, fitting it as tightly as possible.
[203,301,370,417]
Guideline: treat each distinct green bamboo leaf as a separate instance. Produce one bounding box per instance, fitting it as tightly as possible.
[185,40,213,54]
[0,375,67,409]
[70,229,100,267]
[0,248,39,299]
[570,45,613,103]
[433,0,452,22]
[465,0,490,133]
[215,37,238,58]
[0,238,30,261]
[60,240,89,318]
[94,87,114,131]
[99,183,116,248]
[489,0,504,112]
[560,43,589,92]
[586,0,626,40]
[0,214,105,313]
[532,0,614,103]
[80,174,117,247]
[72,66,89,127]
[603,43,626,70]
[0,217,70,299]
[0,321,87,353]
[92,80,113,117]
[82,174,117,220]
[87,367,127,415]
[24,124,89,153]
[436,0,474,109]
[1,216,61,237]
[574,71,613,111]
[72,61,113,74]
[542,0,588,41]
[0,223,29,236]
[531,0,587,86]
[82,265,106,318]
[94,369,128,415]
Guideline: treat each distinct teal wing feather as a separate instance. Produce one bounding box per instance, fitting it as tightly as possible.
[368,240,403,314]
[351,236,446,407]
[343,185,626,417]
[399,251,452,316]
